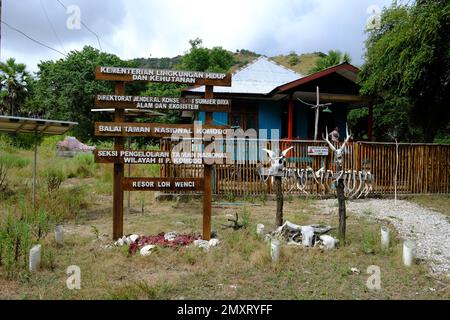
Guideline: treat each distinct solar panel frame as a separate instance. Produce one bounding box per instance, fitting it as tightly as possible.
[0,115,78,135]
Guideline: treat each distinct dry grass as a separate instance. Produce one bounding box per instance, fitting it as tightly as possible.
[0,195,448,300]
[0,139,448,300]
[272,53,322,75]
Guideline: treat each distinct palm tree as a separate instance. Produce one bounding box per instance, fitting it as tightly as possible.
[0,58,30,116]
[309,50,352,74]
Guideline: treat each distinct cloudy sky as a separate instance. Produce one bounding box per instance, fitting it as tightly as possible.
[1,0,395,73]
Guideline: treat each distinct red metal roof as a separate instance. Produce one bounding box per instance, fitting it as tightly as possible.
[270,62,360,94]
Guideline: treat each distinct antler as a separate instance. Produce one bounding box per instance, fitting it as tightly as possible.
[262,148,277,160]
[340,123,352,150]
[281,146,294,157]
[323,126,337,152]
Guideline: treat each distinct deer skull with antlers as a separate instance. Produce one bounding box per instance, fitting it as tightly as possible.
[323,124,352,167]
[262,146,294,176]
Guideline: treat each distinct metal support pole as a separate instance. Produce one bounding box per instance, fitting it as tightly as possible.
[314,86,319,141]
[32,131,37,209]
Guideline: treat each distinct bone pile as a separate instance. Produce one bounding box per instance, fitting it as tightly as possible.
[266,220,339,249]
[282,168,374,198]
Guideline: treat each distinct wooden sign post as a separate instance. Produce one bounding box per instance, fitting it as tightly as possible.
[94,66,231,240]
[113,82,125,240]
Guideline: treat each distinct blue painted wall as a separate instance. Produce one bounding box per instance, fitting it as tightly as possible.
[294,102,309,138]
[198,101,345,139]
[198,112,228,126]
[258,101,282,139]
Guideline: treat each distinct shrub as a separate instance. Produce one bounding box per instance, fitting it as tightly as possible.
[44,165,66,193]
[0,205,54,276]
[68,153,97,178]
[0,153,30,169]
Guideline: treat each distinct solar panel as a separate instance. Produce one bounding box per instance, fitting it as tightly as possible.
[0,116,78,135]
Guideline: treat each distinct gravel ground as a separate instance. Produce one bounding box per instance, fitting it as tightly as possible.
[314,198,450,277]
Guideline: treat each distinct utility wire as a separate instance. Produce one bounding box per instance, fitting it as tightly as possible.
[0,19,67,57]
[55,0,102,51]
[40,0,67,54]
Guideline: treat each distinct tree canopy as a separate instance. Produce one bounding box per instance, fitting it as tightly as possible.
[0,58,31,116]
[309,50,351,74]
[30,46,142,141]
[359,0,450,142]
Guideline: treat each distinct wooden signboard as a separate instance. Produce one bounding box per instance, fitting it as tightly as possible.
[95,122,231,138]
[94,149,230,164]
[95,66,232,86]
[94,65,232,240]
[123,178,204,191]
[95,95,231,113]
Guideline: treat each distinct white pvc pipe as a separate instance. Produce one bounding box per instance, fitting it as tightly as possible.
[270,239,280,262]
[403,240,416,267]
[29,244,42,272]
[256,224,264,236]
[381,227,389,249]
[55,225,64,245]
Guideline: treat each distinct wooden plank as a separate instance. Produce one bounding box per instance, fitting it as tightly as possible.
[95,122,230,137]
[95,95,231,112]
[113,82,125,240]
[203,85,214,241]
[95,66,232,86]
[123,177,204,191]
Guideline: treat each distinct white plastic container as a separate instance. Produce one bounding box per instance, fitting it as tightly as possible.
[256,224,265,236]
[270,239,280,262]
[381,227,389,249]
[55,225,64,245]
[403,240,416,267]
[29,245,42,272]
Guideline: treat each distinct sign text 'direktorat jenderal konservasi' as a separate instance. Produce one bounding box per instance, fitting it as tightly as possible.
[95,95,231,112]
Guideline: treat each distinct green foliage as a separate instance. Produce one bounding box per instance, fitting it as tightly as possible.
[180,38,234,73]
[67,153,97,178]
[0,58,32,116]
[288,53,300,66]
[359,1,450,142]
[29,46,142,141]
[309,50,351,73]
[0,153,29,169]
[0,133,42,150]
[241,207,250,229]
[0,204,54,276]
[0,211,31,276]
[44,165,66,194]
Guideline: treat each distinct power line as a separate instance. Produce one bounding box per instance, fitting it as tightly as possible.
[0,19,67,57]
[40,0,67,55]
[55,0,102,51]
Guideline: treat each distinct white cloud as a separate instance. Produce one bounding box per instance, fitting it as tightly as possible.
[1,0,393,72]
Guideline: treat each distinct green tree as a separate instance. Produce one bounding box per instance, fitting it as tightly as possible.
[0,58,31,116]
[30,46,143,141]
[359,1,450,142]
[180,38,234,72]
[309,50,351,73]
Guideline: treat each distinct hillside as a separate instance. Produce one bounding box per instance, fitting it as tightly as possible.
[133,50,324,75]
